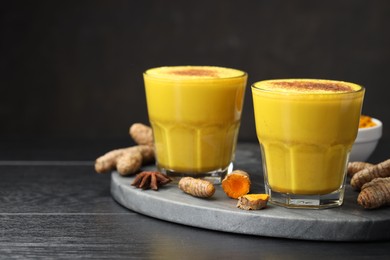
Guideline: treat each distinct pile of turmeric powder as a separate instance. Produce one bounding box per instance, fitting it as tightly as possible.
[359,115,377,128]
[348,159,390,209]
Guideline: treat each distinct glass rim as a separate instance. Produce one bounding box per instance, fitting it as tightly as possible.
[251,78,365,95]
[144,66,247,81]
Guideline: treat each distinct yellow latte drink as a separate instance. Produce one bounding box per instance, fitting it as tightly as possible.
[252,79,364,208]
[144,66,247,183]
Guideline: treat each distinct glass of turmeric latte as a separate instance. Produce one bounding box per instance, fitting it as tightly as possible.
[252,79,365,209]
[144,66,247,183]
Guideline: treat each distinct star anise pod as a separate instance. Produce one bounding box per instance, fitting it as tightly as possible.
[131,171,171,190]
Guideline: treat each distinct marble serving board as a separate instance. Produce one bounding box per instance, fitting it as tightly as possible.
[111,167,390,241]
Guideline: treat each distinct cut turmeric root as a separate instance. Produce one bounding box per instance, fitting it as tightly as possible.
[178,177,215,198]
[221,170,251,199]
[237,194,269,210]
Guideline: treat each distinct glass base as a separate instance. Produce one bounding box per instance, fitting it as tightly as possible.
[158,163,233,184]
[265,184,345,209]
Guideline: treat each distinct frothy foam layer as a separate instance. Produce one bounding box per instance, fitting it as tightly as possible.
[255,79,362,94]
[145,66,245,79]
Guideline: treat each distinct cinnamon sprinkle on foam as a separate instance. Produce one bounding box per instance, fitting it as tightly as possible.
[272,80,352,92]
[168,68,219,77]
[145,66,245,79]
[255,79,362,94]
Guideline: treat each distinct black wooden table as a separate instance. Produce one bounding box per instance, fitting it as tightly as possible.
[1,139,390,259]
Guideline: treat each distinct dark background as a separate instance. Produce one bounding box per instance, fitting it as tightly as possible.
[1,0,389,157]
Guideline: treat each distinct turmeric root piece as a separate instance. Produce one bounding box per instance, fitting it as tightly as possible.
[95,145,154,176]
[95,123,155,176]
[357,177,390,209]
[136,143,155,164]
[178,177,215,198]
[129,123,154,146]
[95,148,126,173]
[237,194,269,210]
[222,170,251,199]
[351,159,390,190]
[116,150,143,175]
[347,161,374,178]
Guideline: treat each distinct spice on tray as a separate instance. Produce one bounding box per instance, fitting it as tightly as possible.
[222,170,251,199]
[178,177,215,198]
[351,159,390,190]
[131,171,171,190]
[349,158,390,209]
[358,177,390,209]
[237,194,269,210]
[347,161,374,178]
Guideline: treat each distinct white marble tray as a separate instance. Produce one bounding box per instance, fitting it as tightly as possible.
[111,167,390,241]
